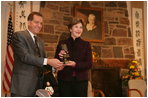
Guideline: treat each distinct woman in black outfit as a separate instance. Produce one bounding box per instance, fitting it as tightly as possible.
[55,19,92,97]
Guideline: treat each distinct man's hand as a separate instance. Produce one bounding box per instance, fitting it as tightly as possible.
[47,58,63,68]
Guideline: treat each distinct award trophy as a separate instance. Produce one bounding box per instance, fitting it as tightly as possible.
[61,44,70,64]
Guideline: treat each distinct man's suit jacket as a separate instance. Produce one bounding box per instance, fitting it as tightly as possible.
[10,30,46,96]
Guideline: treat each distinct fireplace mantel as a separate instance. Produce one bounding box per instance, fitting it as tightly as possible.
[92,59,130,69]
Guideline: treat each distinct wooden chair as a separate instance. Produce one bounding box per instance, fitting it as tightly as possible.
[128,79,146,97]
[87,81,105,97]
[92,89,105,97]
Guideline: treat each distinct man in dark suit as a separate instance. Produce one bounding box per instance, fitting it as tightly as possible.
[10,12,63,97]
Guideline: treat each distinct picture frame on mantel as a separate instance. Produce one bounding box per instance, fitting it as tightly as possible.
[74,6,104,42]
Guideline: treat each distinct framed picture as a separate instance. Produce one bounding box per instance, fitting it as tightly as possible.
[74,6,104,42]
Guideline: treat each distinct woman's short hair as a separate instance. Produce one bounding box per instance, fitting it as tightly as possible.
[68,18,84,29]
[27,12,43,21]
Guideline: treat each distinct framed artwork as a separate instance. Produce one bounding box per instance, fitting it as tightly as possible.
[74,6,104,42]
[14,1,32,32]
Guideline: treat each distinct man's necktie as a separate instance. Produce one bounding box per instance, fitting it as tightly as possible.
[34,36,41,57]
[34,36,43,80]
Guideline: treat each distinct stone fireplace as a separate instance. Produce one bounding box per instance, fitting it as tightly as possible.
[91,59,129,97]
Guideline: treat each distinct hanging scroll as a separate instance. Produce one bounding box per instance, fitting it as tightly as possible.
[132,8,145,77]
[14,1,32,32]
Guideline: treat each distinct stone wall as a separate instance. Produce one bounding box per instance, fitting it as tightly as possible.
[39,1,134,60]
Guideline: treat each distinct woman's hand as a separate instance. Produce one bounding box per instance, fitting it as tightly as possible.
[64,61,76,67]
[58,50,66,59]
[56,65,64,72]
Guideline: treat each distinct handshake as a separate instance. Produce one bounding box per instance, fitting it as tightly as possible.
[47,50,76,72]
